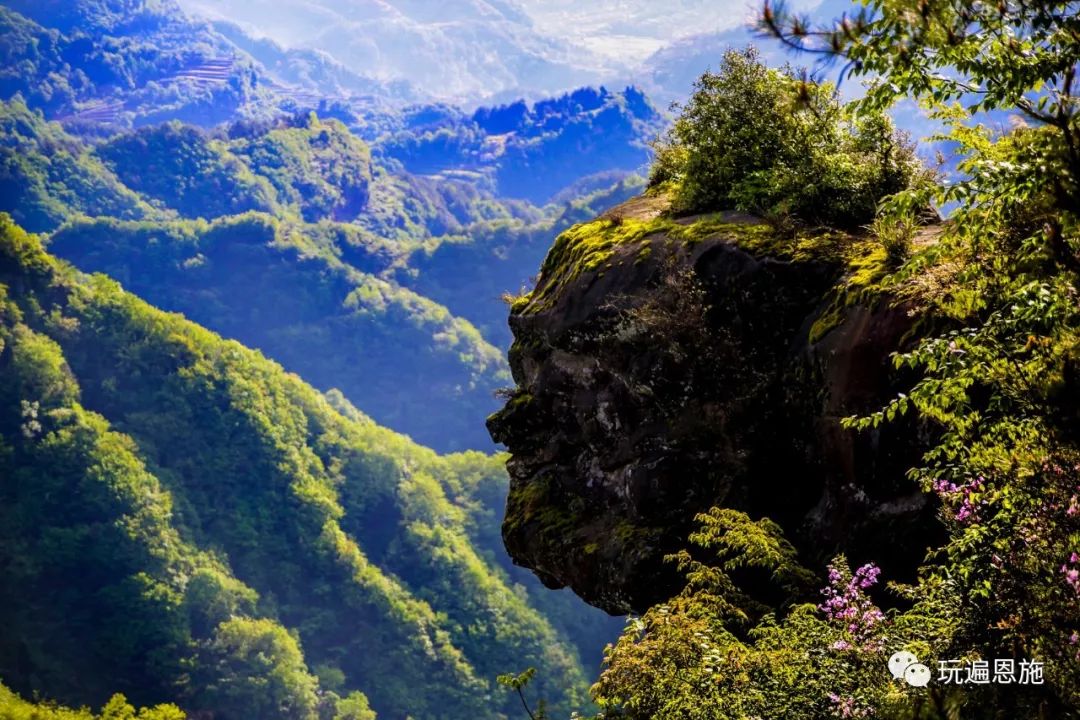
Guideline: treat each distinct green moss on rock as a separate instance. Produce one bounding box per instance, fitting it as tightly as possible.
[518,205,859,317]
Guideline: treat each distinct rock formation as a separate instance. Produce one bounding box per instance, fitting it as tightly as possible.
[489,194,942,613]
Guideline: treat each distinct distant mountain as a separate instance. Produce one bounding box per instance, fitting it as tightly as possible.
[0,0,273,126]
[631,0,856,104]
[176,0,606,102]
[0,100,522,451]
[382,85,664,204]
[211,19,423,104]
[520,0,788,66]
[172,0,835,104]
[0,0,415,127]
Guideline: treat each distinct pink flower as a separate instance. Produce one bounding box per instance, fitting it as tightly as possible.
[1062,555,1080,595]
[934,476,987,524]
[820,560,886,651]
[828,693,871,719]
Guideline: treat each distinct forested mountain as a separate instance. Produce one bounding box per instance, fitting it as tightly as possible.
[0,101,512,450]
[6,0,1080,718]
[0,215,613,719]
[382,86,660,205]
[0,1,643,717]
[0,1,682,718]
[0,0,274,127]
[0,94,646,450]
[0,0,663,207]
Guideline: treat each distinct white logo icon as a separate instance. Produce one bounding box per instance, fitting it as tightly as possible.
[888,651,919,680]
[888,651,931,687]
[904,663,932,687]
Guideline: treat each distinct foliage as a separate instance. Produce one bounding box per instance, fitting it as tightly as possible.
[767,0,1080,707]
[0,99,154,232]
[866,214,917,268]
[651,46,928,228]
[0,681,184,720]
[194,618,320,720]
[95,122,280,220]
[230,113,372,223]
[381,86,662,204]
[404,176,644,348]
[47,213,508,451]
[0,2,270,127]
[497,668,547,720]
[0,92,644,451]
[332,691,376,720]
[592,510,940,720]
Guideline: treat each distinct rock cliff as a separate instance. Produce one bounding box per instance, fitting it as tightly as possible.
[488,194,942,614]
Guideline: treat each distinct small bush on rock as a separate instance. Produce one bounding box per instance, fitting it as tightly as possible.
[651,47,929,229]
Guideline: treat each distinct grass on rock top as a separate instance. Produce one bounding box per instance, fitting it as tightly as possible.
[512,199,900,324]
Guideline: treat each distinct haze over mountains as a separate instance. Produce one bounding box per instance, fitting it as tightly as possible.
[176,0,827,103]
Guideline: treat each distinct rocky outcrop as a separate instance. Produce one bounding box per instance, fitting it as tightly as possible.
[488,195,941,614]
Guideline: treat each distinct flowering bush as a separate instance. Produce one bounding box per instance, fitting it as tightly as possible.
[591,514,947,719]
[820,561,885,651]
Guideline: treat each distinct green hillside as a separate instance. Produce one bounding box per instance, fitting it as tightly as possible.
[0,100,155,232]
[0,1,272,127]
[0,215,591,719]
[0,101,526,450]
[48,212,509,451]
[0,98,642,451]
[95,122,281,220]
[0,681,186,720]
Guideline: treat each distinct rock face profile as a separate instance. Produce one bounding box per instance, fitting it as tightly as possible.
[488,194,940,614]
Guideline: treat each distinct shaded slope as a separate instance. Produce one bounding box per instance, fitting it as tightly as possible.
[0,100,156,232]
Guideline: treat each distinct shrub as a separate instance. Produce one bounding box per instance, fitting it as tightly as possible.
[652,47,928,229]
[867,214,916,267]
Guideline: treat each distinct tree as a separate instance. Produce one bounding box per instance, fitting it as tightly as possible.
[195,619,320,720]
[332,692,376,720]
[757,0,1080,712]
[759,0,1079,210]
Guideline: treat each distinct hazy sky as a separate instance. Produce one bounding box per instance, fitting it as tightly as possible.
[519,0,823,64]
